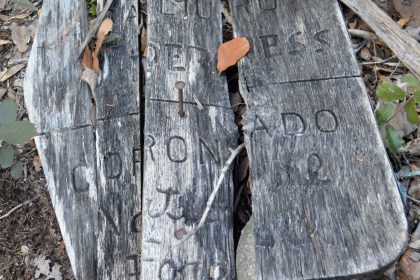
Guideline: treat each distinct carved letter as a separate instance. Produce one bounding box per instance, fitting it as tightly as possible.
[314,30,330,53]
[196,0,212,19]
[258,0,276,10]
[127,255,141,279]
[315,109,338,132]
[288,31,306,56]
[130,212,142,233]
[199,139,220,164]
[146,135,156,161]
[260,35,281,58]
[281,113,306,136]
[166,136,187,163]
[166,44,186,71]
[104,152,122,179]
[72,165,90,192]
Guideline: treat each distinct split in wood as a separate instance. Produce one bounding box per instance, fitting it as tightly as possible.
[172,143,246,248]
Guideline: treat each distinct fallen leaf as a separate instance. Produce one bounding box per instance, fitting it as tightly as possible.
[397,17,411,28]
[0,64,25,82]
[398,250,420,280]
[92,18,113,74]
[33,155,42,172]
[9,10,32,20]
[217,37,250,73]
[82,47,93,70]
[81,68,97,100]
[11,24,30,53]
[399,139,420,156]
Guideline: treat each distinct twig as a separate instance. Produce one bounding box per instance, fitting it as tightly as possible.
[78,0,114,57]
[0,196,39,221]
[348,29,378,40]
[173,143,246,248]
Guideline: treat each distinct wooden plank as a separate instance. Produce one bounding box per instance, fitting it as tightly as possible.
[96,116,142,279]
[25,0,142,278]
[35,129,97,280]
[24,1,97,279]
[95,1,142,278]
[141,0,238,279]
[232,0,408,279]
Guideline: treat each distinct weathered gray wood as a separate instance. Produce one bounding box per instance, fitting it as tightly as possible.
[232,0,408,279]
[95,1,142,279]
[24,1,97,279]
[141,0,238,279]
[34,129,97,280]
[24,0,141,278]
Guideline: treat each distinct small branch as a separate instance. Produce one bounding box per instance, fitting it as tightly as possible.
[173,143,246,248]
[0,196,39,221]
[78,0,114,57]
[348,29,378,40]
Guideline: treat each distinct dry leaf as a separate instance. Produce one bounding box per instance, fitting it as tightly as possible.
[141,25,147,56]
[81,68,97,100]
[398,250,420,280]
[217,37,250,73]
[33,156,42,172]
[92,18,113,74]
[82,47,93,70]
[9,10,32,20]
[11,24,30,52]
[0,64,25,82]
[397,17,410,28]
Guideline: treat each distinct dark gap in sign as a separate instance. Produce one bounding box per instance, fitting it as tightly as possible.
[139,1,147,277]
[221,0,253,253]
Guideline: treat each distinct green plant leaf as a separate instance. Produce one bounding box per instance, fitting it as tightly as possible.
[104,33,121,44]
[414,90,420,104]
[404,99,419,125]
[376,103,396,126]
[0,100,18,127]
[385,124,405,153]
[402,74,420,90]
[0,146,14,169]
[13,0,36,11]
[376,83,406,101]
[0,120,36,145]
[11,160,23,180]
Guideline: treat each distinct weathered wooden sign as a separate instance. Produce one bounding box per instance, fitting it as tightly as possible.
[24,0,407,279]
[141,0,237,279]
[25,0,141,278]
[232,0,408,279]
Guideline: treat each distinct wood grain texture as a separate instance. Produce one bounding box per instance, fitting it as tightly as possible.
[24,0,141,278]
[141,0,238,279]
[95,1,142,279]
[24,1,97,279]
[231,0,360,87]
[35,129,97,280]
[341,0,420,79]
[232,0,408,279]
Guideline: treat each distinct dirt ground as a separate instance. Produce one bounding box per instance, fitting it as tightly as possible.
[1,0,420,279]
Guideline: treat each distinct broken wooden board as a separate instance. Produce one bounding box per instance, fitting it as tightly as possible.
[24,0,141,278]
[232,0,408,279]
[141,0,238,279]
